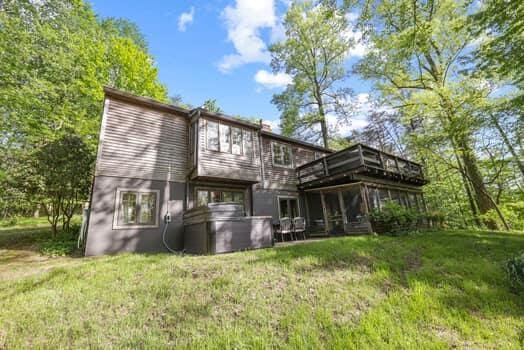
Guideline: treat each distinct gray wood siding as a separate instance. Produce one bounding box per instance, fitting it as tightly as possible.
[260,136,327,190]
[96,98,188,182]
[194,118,261,183]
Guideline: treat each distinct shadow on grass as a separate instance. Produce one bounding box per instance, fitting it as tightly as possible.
[253,230,524,319]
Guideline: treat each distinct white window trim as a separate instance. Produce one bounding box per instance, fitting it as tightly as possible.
[205,119,219,152]
[194,186,247,209]
[113,188,160,230]
[271,141,294,169]
[277,195,301,219]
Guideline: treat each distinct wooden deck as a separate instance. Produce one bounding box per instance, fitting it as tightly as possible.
[296,144,427,189]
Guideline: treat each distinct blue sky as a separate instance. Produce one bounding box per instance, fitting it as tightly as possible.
[88,0,372,133]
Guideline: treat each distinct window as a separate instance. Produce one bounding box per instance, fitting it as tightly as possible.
[114,189,159,228]
[219,124,231,152]
[206,119,253,157]
[195,189,245,207]
[197,190,209,207]
[272,142,293,167]
[207,121,219,151]
[278,197,299,218]
[232,127,242,155]
[243,130,253,157]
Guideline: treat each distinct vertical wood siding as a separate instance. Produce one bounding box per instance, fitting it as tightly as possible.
[95,98,189,182]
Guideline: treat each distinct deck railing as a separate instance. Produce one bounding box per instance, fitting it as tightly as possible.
[296,144,425,185]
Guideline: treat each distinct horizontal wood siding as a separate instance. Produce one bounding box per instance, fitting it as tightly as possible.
[195,118,261,182]
[96,98,188,182]
[261,136,327,190]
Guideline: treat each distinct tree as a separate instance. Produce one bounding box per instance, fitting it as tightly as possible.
[33,134,94,236]
[270,1,354,147]
[470,0,524,91]
[202,99,223,113]
[101,17,148,51]
[0,0,167,230]
[356,0,506,229]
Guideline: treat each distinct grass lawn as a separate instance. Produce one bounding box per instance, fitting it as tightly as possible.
[0,228,523,349]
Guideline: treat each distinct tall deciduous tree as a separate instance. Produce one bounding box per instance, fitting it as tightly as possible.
[356,0,506,229]
[270,1,353,147]
[0,0,167,230]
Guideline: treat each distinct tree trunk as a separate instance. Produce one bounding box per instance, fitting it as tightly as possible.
[451,146,482,227]
[457,138,501,229]
[490,113,524,177]
[317,101,329,148]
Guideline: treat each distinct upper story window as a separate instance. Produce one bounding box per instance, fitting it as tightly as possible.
[206,119,253,158]
[114,188,159,229]
[243,130,253,158]
[207,121,219,151]
[219,124,231,152]
[272,142,293,168]
[232,127,242,155]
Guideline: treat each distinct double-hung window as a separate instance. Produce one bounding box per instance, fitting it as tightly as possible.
[271,142,293,168]
[114,189,159,228]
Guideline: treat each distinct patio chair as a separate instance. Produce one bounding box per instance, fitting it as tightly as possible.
[276,217,294,242]
[293,217,307,240]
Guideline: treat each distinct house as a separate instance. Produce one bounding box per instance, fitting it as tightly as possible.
[84,87,427,255]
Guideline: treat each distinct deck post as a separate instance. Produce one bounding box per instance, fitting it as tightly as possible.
[320,191,329,235]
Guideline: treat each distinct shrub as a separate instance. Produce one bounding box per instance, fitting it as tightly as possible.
[369,201,420,233]
[506,252,524,290]
[39,239,76,257]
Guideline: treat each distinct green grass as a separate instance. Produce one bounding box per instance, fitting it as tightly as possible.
[0,229,523,349]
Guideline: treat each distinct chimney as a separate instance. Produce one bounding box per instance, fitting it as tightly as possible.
[259,119,272,131]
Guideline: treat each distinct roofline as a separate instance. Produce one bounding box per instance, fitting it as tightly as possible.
[103,86,190,116]
[193,108,261,130]
[261,130,333,153]
[103,87,333,153]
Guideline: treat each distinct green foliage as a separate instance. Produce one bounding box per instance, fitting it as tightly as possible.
[32,134,94,235]
[505,252,524,290]
[481,202,524,231]
[201,99,223,113]
[270,1,353,146]
[39,239,76,257]
[369,201,420,233]
[0,0,167,229]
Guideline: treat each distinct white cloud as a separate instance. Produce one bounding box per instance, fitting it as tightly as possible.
[254,70,292,89]
[178,7,195,32]
[344,12,369,58]
[218,0,278,72]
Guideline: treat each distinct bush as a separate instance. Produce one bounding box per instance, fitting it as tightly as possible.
[506,252,524,290]
[480,201,524,231]
[369,201,420,233]
[39,239,76,257]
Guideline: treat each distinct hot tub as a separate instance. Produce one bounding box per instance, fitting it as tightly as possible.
[183,203,273,254]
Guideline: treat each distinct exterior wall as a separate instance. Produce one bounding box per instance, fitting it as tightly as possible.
[85,176,185,255]
[194,117,261,182]
[259,135,328,190]
[95,98,188,182]
[252,188,305,224]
